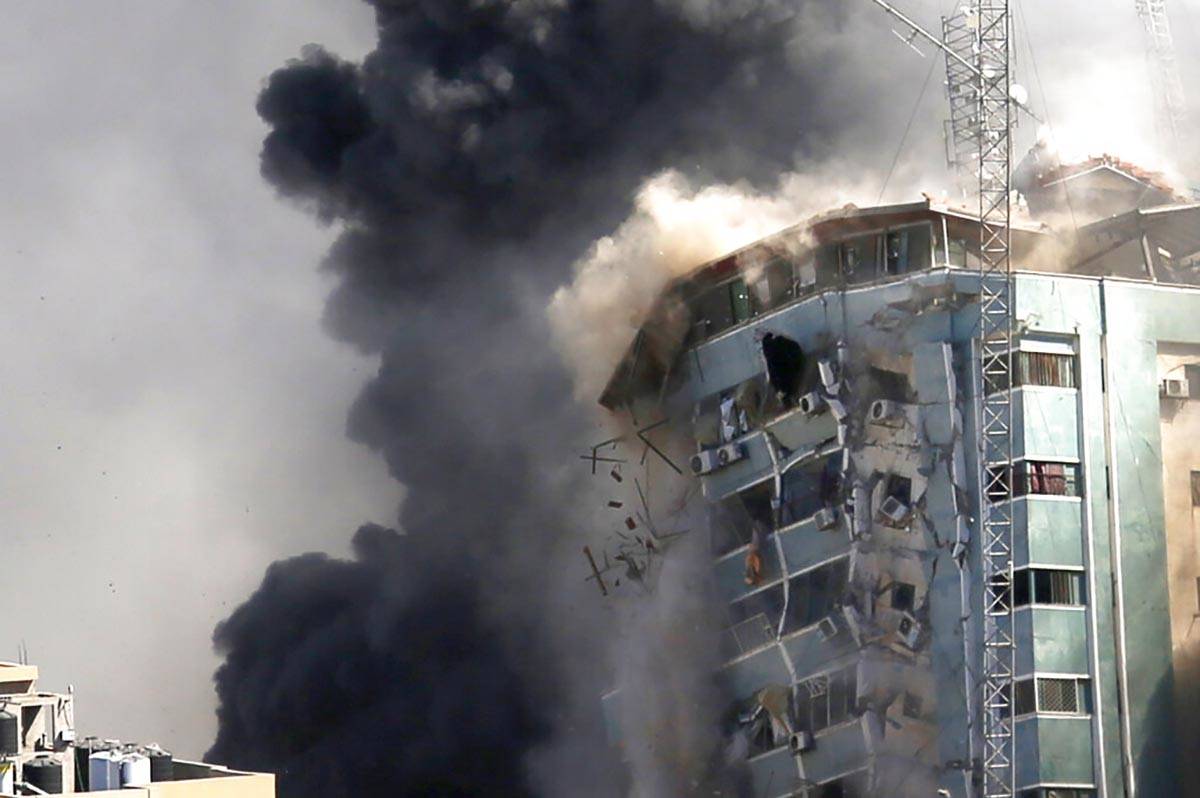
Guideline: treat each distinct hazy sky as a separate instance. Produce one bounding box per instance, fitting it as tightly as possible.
[1,0,1198,765]
[0,2,398,756]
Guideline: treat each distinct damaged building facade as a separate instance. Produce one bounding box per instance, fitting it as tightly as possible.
[598,159,1200,797]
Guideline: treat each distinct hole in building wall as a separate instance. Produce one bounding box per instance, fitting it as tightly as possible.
[760,332,807,407]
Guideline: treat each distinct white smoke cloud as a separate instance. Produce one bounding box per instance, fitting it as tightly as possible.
[547,165,881,402]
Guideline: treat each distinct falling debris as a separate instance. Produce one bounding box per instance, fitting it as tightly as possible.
[586,158,1200,795]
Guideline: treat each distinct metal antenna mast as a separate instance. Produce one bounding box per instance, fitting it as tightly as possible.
[942,8,982,177]
[975,2,1015,797]
[1136,0,1188,152]
[866,3,1016,796]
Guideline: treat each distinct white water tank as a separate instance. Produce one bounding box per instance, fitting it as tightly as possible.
[120,752,151,787]
[89,749,122,791]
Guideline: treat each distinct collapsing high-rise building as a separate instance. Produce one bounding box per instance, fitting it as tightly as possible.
[595,157,1200,797]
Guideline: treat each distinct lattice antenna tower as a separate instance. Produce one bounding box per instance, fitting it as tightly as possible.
[865,3,1017,795]
[975,2,1016,796]
[1136,0,1188,153]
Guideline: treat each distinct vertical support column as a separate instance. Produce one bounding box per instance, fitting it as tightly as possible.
[976,2,1015,797]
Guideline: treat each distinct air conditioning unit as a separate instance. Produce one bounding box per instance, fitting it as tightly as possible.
[690,449,721,475]
[1161,378,1190,399]
[817,615,840,641]
[897,613,922,649]
[877,495,911,527]
[789,730,815,755]
[814,507,839,531]
[869,399,903,426]
[717,442,746,468]
[797,391,825,417]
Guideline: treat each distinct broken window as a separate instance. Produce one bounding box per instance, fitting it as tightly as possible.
[748,256,798,314]
[779,455,841,526]
[1013,568,1085,606]
[883,225,931,275]
[841,234,880,285]
[729,278,752,324]
[689,277,758,341]
[810,772,868,798]
[794,664,857,734]
[760,332,807,407]
[721,613,775,660]
[889,581,917,613]
[946,234,981,269]
[1017,461,1080,497]
[814,243,840,287]
[728,583,785,628]
[883,473,912,504]
[710,483,774,556]
[785,557,849,632]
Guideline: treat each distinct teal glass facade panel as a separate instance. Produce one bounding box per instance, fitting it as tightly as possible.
[1015,387,1081,460]
[1013,496,1085,568]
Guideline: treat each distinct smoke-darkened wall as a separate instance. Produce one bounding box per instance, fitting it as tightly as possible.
[205,1,923,795]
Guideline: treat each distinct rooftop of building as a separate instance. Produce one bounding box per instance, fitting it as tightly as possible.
[0,662,272,797]
[598,153,1200,409]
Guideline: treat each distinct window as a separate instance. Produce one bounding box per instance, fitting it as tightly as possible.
[1018,352,1076,388]
[690,277,758,340]
[710,483,774,556]
[748,257,798,314]
[885,230,909,274]
[794,664,858,733]
[729,278,752,324]
[1014,677,1091,716]
[841,234,880,284]
[780,455,841,526]
[721,613,775,660]
[1017,460,1084,499]
[728,583,785,627]
[1019,790,1096,798]
[884,226,931,275]
[1191,470,1200,507]
[984,349,1077,393]
[810,771,868,798]
[890,582,917,613]
[785,558,850,632]
[1013,568,1085,606]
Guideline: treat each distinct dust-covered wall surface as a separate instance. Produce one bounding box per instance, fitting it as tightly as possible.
[1157,345,1200,793]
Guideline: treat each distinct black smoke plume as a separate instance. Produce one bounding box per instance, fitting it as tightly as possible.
[206,1,890,795]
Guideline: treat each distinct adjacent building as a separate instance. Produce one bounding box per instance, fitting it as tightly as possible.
[0,662,272,796]
[598,158,1200,797]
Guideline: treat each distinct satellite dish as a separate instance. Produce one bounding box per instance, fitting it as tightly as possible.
[1009,83,1030,107]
